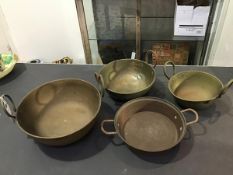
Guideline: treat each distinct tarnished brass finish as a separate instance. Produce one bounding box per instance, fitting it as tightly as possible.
[0,79,101,146]
[95,59,156,101]
[101,97,199,152]
[163,61,233,109]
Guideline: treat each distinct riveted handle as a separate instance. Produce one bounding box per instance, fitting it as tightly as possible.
[218,79,233,98]
[181,108,199,126]
[94,72,105,97]
[101,119,117,135]
[163,61,176,80]
[0,94,17,119]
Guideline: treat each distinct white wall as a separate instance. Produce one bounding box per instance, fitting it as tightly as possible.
[0,21,9,52]
[0,0,85,64]
[207,0,233,66]
[0,5,13,53]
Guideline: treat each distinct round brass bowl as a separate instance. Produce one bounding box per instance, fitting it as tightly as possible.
[163,61,233,109]
[95,59,156,101]
[0,79,101,146]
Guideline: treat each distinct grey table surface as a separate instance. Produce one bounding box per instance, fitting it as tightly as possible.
[0,63,233,175]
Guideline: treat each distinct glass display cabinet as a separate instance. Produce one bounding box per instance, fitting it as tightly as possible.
[75,0,217,65]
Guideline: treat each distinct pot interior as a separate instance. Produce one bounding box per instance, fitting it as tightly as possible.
[169,71,223,101]
[17,79,100,138]
[100,59,155,94]
[115,98,186,152]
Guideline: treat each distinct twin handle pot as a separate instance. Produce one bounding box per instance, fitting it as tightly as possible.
[163,61,233,109]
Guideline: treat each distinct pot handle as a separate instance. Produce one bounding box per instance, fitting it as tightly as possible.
[0,94,17,119]
[101,119,117,135]
[181,108,199,126]
[163,61,176,80]
[218,79,233,98]
[94,72,105,97]
[145,50,157,68]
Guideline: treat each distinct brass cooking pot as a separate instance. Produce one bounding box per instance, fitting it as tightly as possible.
[0,79,101,146]
[101,97,199,152]
[163,61,233,109]
[95,59,156,101]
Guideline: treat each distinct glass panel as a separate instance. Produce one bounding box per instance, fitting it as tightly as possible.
[141,0,175,17]
[141,18,174,40]
[91,0,136,40]
[93,0,137,18]
[141,18,205,41]
[97,40,136,64]
[89,17,136,40]
[83,0,97,40]
[142,41,198,65]
[140,0,209,64]
[82,0,215,64]
[83,0,137,63]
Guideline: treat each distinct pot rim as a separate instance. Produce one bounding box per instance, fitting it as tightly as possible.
[168,70,224,102]
[99,59,156,95]
[16,78,102,140]
[113,97,187,152]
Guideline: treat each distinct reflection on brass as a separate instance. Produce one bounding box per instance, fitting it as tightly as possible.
[95,59,156,101]
[0,79,101,146]
[101,97,199,152]
[163,61,233,109]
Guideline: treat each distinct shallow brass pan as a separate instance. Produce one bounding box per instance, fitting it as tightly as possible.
[101,97,198,152]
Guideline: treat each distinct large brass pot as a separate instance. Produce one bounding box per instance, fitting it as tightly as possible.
[101,97,199,152]
[95,59,156,101]
[0,79,101,146]
[163,61,233,109]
